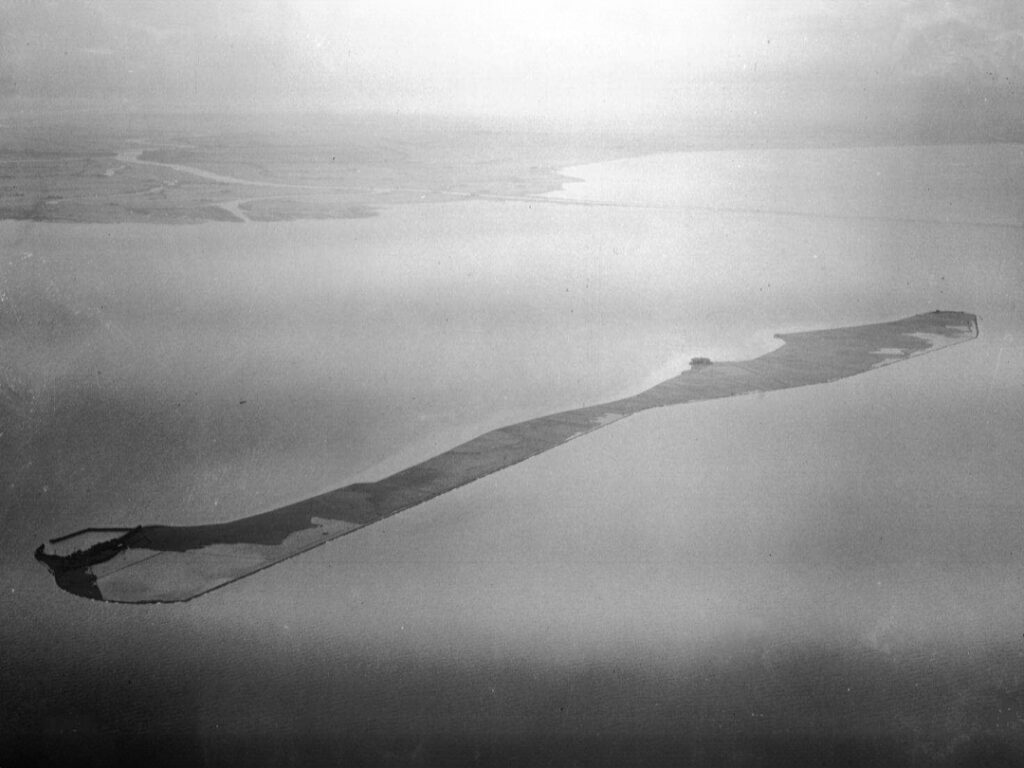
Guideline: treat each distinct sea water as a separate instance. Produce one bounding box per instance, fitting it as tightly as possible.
[3,143,1022,758]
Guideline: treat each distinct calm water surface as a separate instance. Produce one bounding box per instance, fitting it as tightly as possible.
[3,144,1022,762]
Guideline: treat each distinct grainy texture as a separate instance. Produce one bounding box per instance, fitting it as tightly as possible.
[36,311,977,603]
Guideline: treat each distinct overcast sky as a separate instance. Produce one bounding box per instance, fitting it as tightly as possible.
[1,1,1022,128]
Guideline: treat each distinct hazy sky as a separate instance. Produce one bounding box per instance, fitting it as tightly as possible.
[1,0,1022,127]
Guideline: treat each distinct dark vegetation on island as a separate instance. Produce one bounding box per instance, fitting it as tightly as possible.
[33,528,145,601]
[35,311,978,603]
[34,530,133,571]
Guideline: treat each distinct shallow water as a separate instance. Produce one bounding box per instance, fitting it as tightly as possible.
[3,143,1022,763]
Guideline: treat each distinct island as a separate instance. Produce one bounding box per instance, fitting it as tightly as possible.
[36,311,978,603]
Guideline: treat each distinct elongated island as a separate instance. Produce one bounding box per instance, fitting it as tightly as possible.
[36,311,978,603]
